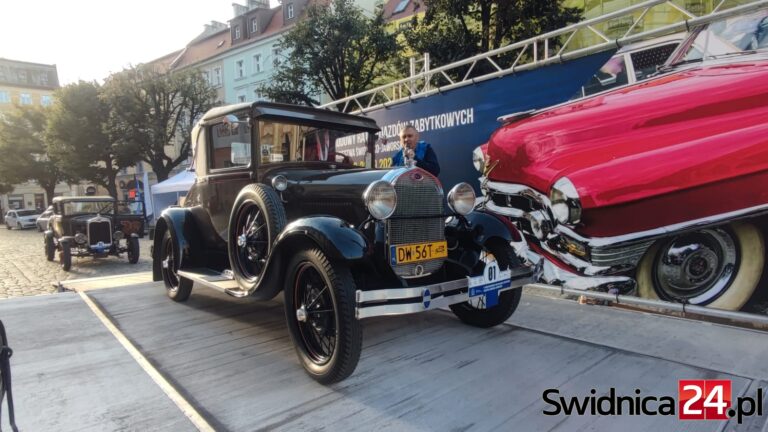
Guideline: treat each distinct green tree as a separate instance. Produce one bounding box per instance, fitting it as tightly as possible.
[102,66,217,182]
[0,105,70,206]
[259,0,398,108]
[403,0,582,70]
[47,81,136,197]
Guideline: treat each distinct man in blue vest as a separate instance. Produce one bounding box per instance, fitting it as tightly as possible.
[391,125,440,177]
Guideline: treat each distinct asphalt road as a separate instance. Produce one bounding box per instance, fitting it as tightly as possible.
[0,226,152,298]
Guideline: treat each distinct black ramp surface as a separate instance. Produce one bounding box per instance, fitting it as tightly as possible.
[0,293,194,431]
[89,283,767,432]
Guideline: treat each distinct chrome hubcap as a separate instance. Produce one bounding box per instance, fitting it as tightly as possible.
[653,228,737,304]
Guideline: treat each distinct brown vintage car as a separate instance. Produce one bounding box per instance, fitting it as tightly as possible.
[45,196,144,271]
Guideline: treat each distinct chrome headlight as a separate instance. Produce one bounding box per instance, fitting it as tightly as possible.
[550,177,581,225]
[113,230,125,241]
[447,183,476,215]
[472,146,486,173]
[271,175,288,192]
[363,180,397,220]
[74,232,87,244]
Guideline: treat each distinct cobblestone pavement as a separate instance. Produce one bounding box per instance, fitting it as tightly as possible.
[0,226,152,298]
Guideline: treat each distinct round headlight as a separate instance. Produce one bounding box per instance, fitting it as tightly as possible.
[363,180,397,220]
[549,177,581,225]
[447,183,476,215]
[472,146,486,173]
[74,232,87,244]
[271,175,288,192]
[113,230,125,241]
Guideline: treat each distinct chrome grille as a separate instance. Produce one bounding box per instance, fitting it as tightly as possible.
[590,241,654,269]
[87,219,112,246]
[388,170,445,278]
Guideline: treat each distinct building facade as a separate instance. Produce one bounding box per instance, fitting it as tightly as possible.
[0,58,59,116]
[0,58,65,215]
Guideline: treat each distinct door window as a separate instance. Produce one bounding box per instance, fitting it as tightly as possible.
[209,114,252,170]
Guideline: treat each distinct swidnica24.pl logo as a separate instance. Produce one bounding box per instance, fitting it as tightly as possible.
[542,380,764,424]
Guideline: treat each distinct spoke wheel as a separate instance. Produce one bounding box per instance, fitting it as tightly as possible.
[283,248,361,384]
[227,184,286,292]
[293,263,337,365]
[161,231,192,302]
[233,204,270,280]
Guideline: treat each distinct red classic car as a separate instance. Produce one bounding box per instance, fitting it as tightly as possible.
[478,9,768,311]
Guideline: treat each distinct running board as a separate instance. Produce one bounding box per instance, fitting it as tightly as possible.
[177,268,249,298]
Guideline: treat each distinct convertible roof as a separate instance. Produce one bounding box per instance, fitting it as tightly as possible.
[52,196,116,203]
[201,101,380,132]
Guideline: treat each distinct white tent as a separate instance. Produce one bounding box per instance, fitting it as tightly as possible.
[150,170,195,222]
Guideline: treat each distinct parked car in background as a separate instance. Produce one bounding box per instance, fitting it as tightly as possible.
[45,196,143,271]
[5,209,42,230]
[36,206,54,232]
[153,102,534,383]
[478,9,768,311]
[572,33,684,99]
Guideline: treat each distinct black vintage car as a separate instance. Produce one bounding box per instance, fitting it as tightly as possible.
[45,196,144,271]
[152,102,535,383]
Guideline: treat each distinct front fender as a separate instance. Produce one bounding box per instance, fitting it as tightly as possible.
[273,216,371,262]
[152,208,203,281]
[450,210,521,245]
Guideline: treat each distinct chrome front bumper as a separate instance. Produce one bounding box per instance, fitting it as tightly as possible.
[355,266,535,319]
[513,241,636,295]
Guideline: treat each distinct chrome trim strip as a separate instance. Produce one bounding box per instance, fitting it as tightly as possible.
[557,203,768,249]
[485,201,527,218]
[355,268,534,319]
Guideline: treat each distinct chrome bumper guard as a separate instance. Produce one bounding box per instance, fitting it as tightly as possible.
[355,266,535,319]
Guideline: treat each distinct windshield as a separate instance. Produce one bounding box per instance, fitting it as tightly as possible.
[62,201,114,216]
[256,121,371,167]
[17,210,38,216]
[674,10,768,63]
[116,201,145,215]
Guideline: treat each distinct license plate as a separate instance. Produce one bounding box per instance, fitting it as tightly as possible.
[390,241,448,265]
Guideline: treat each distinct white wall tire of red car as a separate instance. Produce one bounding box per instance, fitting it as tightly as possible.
[636,222,764,311]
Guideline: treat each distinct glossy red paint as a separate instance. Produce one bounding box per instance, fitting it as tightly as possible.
[487,59,768,234]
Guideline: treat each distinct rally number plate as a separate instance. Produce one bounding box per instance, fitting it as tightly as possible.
[390,241,448,265]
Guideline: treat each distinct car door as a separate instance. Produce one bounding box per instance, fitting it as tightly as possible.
[8,211,17,226]
[201,112,253,242]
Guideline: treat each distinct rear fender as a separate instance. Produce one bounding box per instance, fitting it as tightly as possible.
[152,208,204,281]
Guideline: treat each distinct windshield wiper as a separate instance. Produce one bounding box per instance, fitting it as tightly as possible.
[658,58,703,72]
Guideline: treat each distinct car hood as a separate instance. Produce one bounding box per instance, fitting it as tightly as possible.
[487,59,768,208]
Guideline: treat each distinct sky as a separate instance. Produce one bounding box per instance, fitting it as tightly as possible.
[0,0,279,86]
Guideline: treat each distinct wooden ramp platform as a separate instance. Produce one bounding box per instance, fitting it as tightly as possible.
[0,278,766,431]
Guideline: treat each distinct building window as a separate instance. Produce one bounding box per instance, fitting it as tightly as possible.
[393,0,410,14]
[19,93,32,105]
[236,60,245,78]
[238,94,246,103]
[0,91,9,104]
[213,67,222,86]
[38,73,49,87]
[253,54,262,73]
[40,95,53,106]
[272,47,281,68]
[234,25,241,39]
[287,3,294,19]
[251,18,258,33]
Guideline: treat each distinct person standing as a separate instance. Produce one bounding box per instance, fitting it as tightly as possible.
[391,125,440,177]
